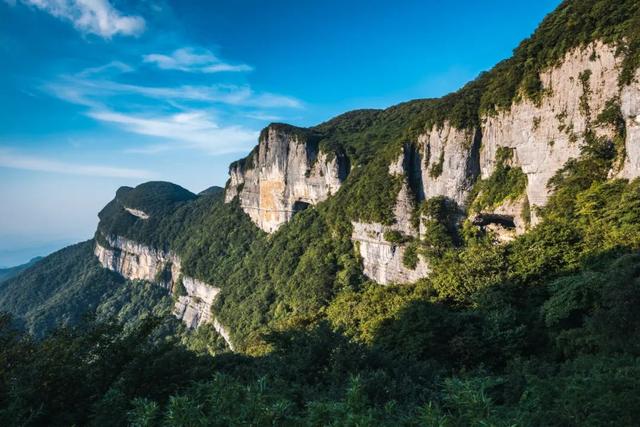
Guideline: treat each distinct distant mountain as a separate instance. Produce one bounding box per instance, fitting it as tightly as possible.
[0,256,42,283]
[198,185,224,196]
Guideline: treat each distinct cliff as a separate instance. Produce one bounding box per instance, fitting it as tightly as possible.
[228,42,640,285]
[94,234,234,349]
[225,124,348,232]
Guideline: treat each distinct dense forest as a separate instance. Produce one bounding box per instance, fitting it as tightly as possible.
[2,0,640,425]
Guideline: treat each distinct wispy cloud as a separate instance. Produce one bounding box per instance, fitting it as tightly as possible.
[48,77,303,109]
[87,109,258,155]
[42,59,302,155]
[0,149,155,178]
[244,111,284,121]
[77,61,134,77]
[143,47,252,73]
[18,0,145,38]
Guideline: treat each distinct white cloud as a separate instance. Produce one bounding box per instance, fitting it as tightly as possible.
[244,112,283,121]
[0,149,154,178]
[42,61,302,155]
[20,0,145,38]
[143,47,252,73]
[77,60,134,77]
[87,109,258,155]
[47,74,303,109]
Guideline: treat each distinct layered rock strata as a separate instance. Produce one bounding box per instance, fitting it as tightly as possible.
[94,235,233,349]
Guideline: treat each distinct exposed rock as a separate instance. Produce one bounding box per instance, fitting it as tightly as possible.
[620,68,640,179]
[225,124,347,233]
[351,150,430,284]
[173,277,219,328]
[417,125,481,207]
[351,222,429,285]
[213,319,235,351]
[94,235,234,349]
[355,41,640,285]
[94,235,179,287]
[471,196,529,243]
[124,207,150,219]
[221,42,640,287]
[390,43,638,229]
[481,42,627,224]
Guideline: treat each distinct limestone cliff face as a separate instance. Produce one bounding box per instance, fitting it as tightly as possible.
[620,68,640,179]
[219,42,639,286]
[173,277,218,328]
[417,126,481,207]
[94,235,233,349]
[94,235,180,286]
[351,221,429,285]
[480,42,625,222]
[225,124,347,233]
[350,151,430,285]
[354,42,640,284]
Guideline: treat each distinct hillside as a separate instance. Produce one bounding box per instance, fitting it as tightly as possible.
[0,257,41,283]
[1,0,640,425]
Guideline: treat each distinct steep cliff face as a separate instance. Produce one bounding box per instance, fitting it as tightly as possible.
[620,68,640,179]
[94,234,233,349]
[416,125,481,207]
[351,42,640,284]
[225,124,347,233]
[350,146,430,285]
[94,235,180,286]
[480,42,623,221]
[352,221,429,285]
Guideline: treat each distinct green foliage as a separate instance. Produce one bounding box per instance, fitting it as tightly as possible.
[578,69,593,118]
[0,241,125,337]
[429,150,445,178]
[478,0,640,113]
[418,196,461,259]
[327,283,420,344]
[112,181,196,217]
[596,97,627,170]
[0,316,215,427]
[172,276,187,299]
[402,242,419,269]
[471,147,528,212]
[3,2,640,424]
[0,257,41,283]
[430,241,508,303]
[214,208,362,352]
[383,229,410,244]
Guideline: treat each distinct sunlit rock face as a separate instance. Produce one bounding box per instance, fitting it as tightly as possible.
[351,221,430,285]
[480,42,630,224]
[94,235,180,287]
[225,124,347,233]
[353,42,640,284]
[94,234,233,349]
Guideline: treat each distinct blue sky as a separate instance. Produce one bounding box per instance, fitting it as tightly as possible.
[0,0,561,266]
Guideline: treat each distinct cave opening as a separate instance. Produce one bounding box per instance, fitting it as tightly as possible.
[472,213,516,229]
[293,200,311,212]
